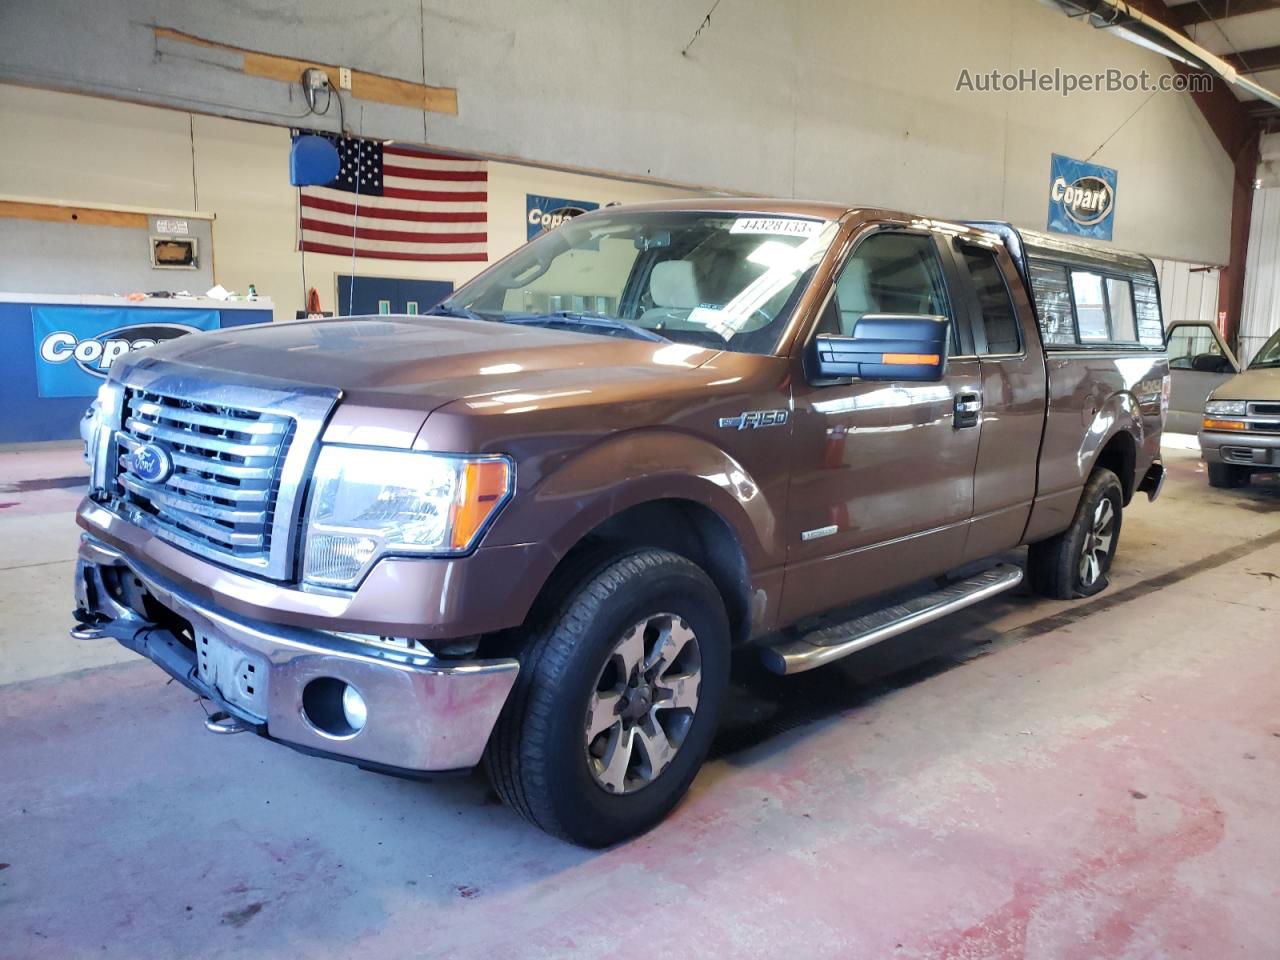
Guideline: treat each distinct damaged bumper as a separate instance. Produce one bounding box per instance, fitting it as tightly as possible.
[74,535,519,776]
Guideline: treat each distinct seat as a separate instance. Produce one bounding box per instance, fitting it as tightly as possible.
[833,258,877,335]
[639,260,700,327]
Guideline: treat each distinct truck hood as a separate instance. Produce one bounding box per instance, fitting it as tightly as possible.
[1212,365,1280,402]
[115,315,721,411]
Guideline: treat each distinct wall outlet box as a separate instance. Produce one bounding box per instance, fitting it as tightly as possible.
[338,67,352,90]
[304,68,330,90]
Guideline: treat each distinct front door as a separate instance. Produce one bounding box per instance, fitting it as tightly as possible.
[780,228,982,624]
[1165,321,1239,434]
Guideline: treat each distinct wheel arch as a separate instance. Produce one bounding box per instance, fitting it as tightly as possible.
[1092,428,1138,504]
[527,497,756,648]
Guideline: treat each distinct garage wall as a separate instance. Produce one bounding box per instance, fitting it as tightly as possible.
[1152,258,1222,334]
[0,85,697,322]
[1241,184,1280,365]
[0,0,1234,265]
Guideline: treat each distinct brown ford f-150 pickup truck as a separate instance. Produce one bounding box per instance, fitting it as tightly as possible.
[73,199,1168,846]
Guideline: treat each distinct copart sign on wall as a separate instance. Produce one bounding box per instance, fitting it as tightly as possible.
[1047,153,1117,242]
[526,194,601,240]
[31,306,219,398]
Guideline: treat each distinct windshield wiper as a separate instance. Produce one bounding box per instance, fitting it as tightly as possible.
[499,311,670,343]
[423,302,490,323]
[501,309,670,343]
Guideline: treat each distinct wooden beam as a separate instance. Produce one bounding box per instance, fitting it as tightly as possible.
[153,27,457,116]
[1223,43,1280,73]
[0,199,147,229]
[1168,0,1280,28]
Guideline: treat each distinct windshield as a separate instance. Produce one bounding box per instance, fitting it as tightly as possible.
[1251,327,1280,368]
[441,211,840,355]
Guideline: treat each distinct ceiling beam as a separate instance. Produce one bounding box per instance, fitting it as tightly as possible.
[1167,0,1280,28]
[1223,43,1280,72]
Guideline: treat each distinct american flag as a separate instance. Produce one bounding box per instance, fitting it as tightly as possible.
[297,136,487,262]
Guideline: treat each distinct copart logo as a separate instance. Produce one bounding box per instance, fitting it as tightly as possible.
[1051,174,1114,227]
[527,203,590,233]
[38,323,198,378]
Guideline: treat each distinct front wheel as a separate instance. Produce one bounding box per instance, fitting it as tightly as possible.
[1027,467,1124,600]
[483,549,729,847]
[1207,462,1251,489]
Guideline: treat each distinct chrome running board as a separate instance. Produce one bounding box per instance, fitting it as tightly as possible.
[761,563,1024,675]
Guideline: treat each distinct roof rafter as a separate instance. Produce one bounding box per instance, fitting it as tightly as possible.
[1167,0,1280,28]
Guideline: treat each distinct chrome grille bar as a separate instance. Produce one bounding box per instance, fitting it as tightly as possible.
[112,387,293,572]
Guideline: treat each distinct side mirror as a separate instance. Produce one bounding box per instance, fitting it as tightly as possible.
[813,314,950,382]
[1191,353,1234,374]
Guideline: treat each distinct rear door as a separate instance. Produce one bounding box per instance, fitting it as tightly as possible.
[945,238,1048,562]
[780,226,982,623]
[1165,322,1239,434]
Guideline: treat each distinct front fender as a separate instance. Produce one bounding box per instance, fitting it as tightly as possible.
[490,429,780,571]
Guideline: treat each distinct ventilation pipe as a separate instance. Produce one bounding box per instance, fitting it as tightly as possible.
[1047,0,1280,109]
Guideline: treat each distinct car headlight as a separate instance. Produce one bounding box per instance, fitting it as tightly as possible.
[303,446,513,588]
[1204,400,1247,417]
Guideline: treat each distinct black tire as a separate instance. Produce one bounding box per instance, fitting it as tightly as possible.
[483,548,729,847]
[1027,467,1124,600]
[1207,462,1251,489]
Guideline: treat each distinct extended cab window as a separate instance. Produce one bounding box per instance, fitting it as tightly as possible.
[960,246,1020,354]
[824,232,954,348]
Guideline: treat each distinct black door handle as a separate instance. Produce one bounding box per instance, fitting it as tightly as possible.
[954,391,982,429]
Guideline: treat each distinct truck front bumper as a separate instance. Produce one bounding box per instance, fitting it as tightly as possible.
[1199,429,1280,470]
[75,535,520,776]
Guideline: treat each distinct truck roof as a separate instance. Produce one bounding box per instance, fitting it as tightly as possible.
[589,197,860,220]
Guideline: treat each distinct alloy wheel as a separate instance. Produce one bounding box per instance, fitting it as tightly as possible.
[584,613,702,794]
[1078,497,1116,587]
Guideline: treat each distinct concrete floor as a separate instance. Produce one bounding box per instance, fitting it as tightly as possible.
[2,441,1279,959]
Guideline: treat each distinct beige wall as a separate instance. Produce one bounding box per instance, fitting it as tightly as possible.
[0,0,1238,265]
[0,85,698,322]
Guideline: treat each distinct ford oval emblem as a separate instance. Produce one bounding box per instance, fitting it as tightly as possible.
[131,442,174,484]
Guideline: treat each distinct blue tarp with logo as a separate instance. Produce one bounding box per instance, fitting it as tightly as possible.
[526,194,600,240]
[1047,153,1117,242]
[30,306,220,398]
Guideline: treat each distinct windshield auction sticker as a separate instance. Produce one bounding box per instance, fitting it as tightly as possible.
[729,217,821,237]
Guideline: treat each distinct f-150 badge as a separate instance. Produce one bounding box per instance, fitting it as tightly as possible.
[719,410,789,430]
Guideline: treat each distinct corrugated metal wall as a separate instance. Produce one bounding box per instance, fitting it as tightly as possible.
[1241,186,1280,365]
[1152,257,1221,332]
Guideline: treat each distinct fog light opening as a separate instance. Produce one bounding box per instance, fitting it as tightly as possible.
[302,677,366,738]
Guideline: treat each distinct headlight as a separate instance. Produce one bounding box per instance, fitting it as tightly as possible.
[303,446,513,588]
[1204,400,1247,417]
[82,382,122,477]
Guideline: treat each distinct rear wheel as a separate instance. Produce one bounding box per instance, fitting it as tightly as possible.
[1028,468,1123,600]
[484,548,729,847]
[1207,462,1251,489]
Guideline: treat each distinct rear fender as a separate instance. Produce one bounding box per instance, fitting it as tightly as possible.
[1079,391,1144,490]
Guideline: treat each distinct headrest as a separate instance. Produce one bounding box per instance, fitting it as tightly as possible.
[650,261,699,309]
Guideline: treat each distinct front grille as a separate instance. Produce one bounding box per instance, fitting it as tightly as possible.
[113,388,295,571]
[1248,402,1280,418]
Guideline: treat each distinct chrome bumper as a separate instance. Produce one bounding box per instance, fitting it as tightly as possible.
[1199,429,1280,469]
[75,536,519,775]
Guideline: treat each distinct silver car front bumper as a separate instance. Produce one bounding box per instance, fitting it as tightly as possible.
[1199,428,1280,469]
[74,535,519,775]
